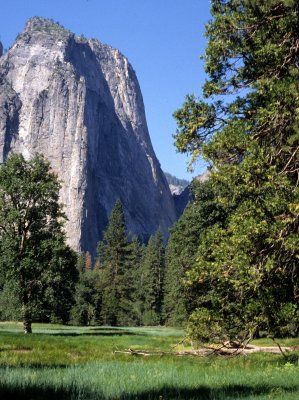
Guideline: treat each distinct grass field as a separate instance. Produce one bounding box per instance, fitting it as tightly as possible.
[0,322,298,399]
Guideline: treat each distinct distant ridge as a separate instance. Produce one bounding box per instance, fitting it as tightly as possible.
[164,172,190,195]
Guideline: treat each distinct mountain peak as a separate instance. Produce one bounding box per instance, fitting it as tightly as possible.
[24,17,71,36]
[0,18,177,254]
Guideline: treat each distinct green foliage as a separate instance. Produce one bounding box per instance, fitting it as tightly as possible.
[39,236,78,324]
[163,180,231,327]
[94,202,167,328]
[173,0,299,344]
[30,17,71,37]
[70,269,102,326]
[0,281,21,321]
[97,200,129,326]
[141,229,165,325]
[174,0,299,176]
[0,154,78,332]
[119,236,145,326]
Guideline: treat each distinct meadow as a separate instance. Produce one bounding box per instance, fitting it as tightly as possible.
[0,322,298,400]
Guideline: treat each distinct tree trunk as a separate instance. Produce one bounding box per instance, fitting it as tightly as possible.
[23,318,32,334]
[22,296,32,334]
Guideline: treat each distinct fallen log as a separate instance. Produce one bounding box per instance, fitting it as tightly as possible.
[114,344,296,357]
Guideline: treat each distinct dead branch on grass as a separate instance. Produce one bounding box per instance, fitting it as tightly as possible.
[114,343,295,357]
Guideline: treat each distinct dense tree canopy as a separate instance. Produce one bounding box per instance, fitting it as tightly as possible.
[0,153,77,333]
[173,0,299,344]
[174,0,299,179]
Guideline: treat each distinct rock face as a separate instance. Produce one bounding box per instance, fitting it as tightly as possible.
[173,186,191,218]
[172,170,211,219]
[164,171,189,196]
[0,17,177,254]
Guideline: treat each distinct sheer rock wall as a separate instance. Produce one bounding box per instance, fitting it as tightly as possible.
[0,18,176,253]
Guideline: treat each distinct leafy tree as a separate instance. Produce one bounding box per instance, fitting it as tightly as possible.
[0,153,77,333]
[187,165,299,344]
[173,0,299,344]
[39,236,78,324]
[141,229,165,325]
[0,281,21,321]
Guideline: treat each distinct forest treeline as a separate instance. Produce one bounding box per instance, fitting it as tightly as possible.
[71,200,167,327]
[0,151,206,330]
[0,186,193,329]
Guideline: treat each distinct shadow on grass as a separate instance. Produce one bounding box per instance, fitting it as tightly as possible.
[284,353,299,364]
[14,326,146,337]
[0,363,71,369]
[0,383,298,400]
[89,327,133,331]
[38,331,140,337]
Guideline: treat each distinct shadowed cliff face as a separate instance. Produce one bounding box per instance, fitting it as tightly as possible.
[0,17,177,254]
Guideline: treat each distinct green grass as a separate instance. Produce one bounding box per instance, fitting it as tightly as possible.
[0,322,298,399]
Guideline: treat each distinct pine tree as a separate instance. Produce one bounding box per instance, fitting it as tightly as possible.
[118,236,144,326]
[97,200,128,326]
[77,252,86,273]
[70,268,102,326]
[85,252,92,271]
[163,180,230,327]
[141,229,165,325]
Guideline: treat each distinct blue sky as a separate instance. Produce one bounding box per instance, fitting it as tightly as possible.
[0,0,211,180]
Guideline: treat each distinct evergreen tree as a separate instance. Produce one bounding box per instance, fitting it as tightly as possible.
[163,180,230,327]
[85,252,92,271]
[97,200,128,326]
[141,229,165,325]
[70,268,102,326]
[77,252,86,273]
[173,0,299,344]
[118,236,144,326]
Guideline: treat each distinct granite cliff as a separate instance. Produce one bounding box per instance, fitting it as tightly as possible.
[0,17,177,254]
[171,170,211,219]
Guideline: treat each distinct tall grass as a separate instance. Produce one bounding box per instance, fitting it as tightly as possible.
[0,323,298,399]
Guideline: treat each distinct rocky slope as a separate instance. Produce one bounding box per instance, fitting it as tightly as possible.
[0,17,177,254]
[164,171,189,196]
[172,170,211,218]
